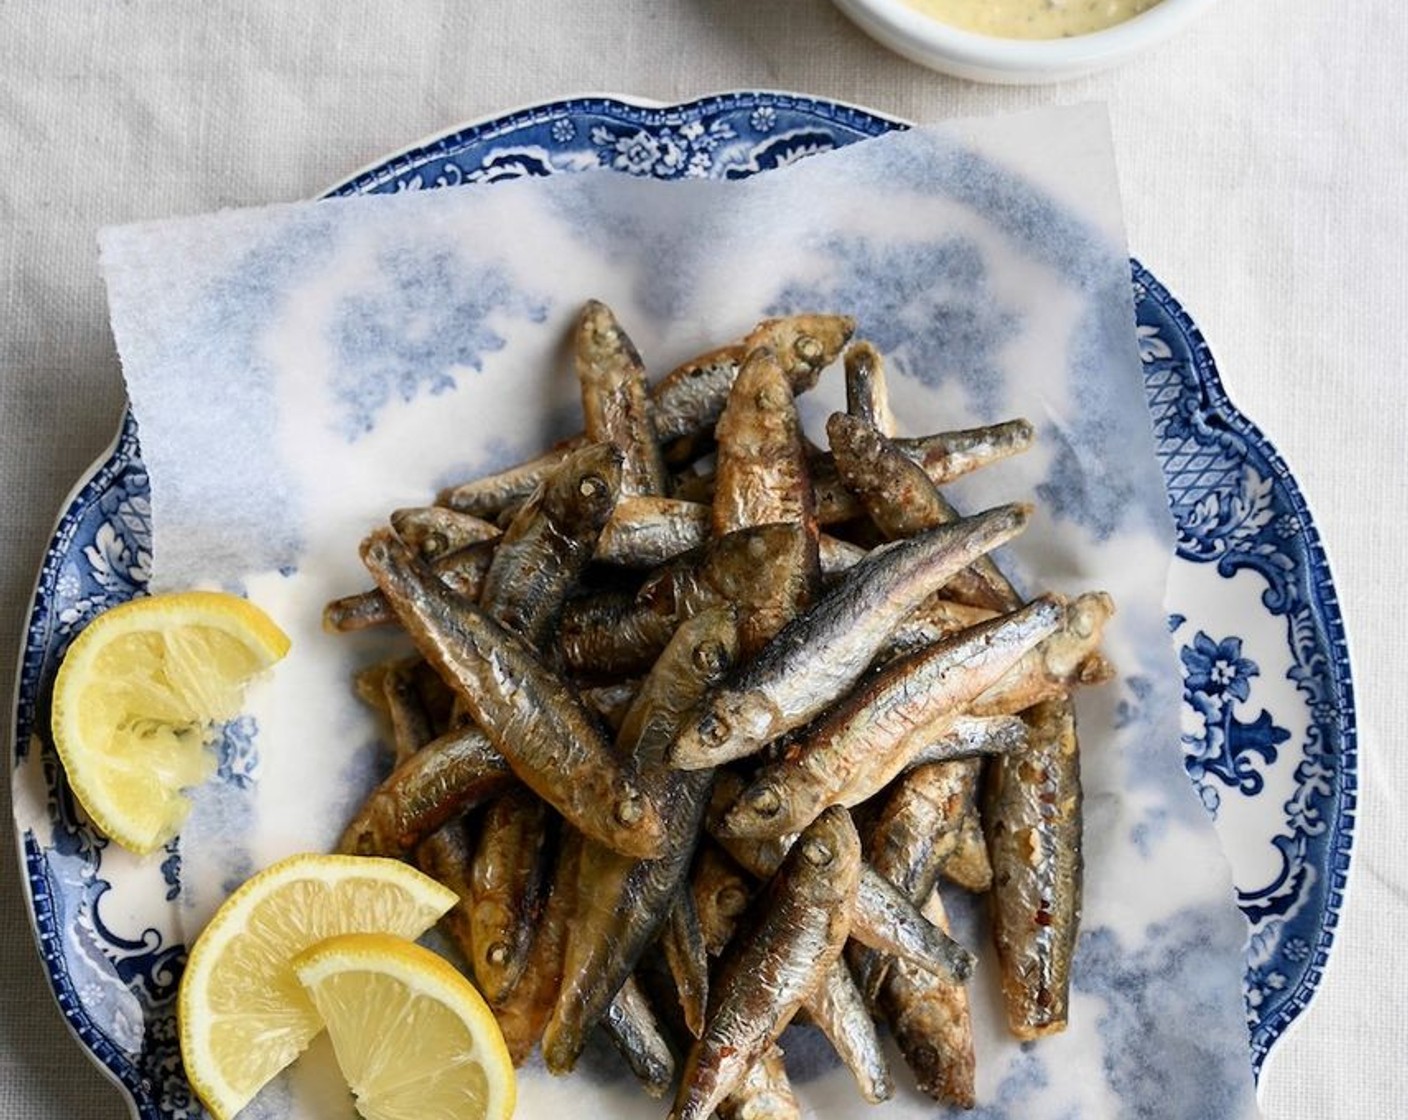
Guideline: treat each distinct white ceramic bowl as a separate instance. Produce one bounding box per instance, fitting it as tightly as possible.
[832,0,1222,83]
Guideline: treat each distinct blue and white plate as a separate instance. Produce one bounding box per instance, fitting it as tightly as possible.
[11,92,1356,1116]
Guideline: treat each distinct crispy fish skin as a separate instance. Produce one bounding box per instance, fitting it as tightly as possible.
[413,813,558,1023]
[494,831,581,1064]
[985,697,1083,1040]
[718,596,1063,839]
[480,440,624,651]
[850,751,1001,1002]
[843,339,896,436]
[867,761,973,907]
[575,300,670,497]
[653,313,852,444]
[414,814,483,964]
[702,783,973,1040]
[671,806,861,1120]
[810,417,1034,527]
[834,413,1095,1038]
[438,441,583,518]
[657,524,813,650]
[542,608,739,1073]
[907,714,1029,770]
[389,506,501,559]
[360,528,667,859]
[849,867,975,985]
[601,974,678,1099]
[594,496,711,567]
[879,888,977,1109]
[663,888,710,1039]
[592,496,862,574]
[826,410,1015,611]
[559,523,807,680]
[380,657,438,765]
[711,347,817,537]
[465,786,551,1005]
[704,789,974,986]
[880,597,999,661]
[386,677,515,996]
[337,724,514,857]
[826,407,970,536]
[649,344,749,446]
[968,591,1117,716]
[558,589,679,680]
[710,347,819,652]
[322,538,496,633]
[804,959,894,1104]
[691,844,754,956]
[716,1045,802,1120]
[439,314,852,518]
[942,802,994,893]
[668,504,1031,770]
[894,417,1034,481]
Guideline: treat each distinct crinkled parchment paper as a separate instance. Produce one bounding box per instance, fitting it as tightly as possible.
[100,104,1260,1120]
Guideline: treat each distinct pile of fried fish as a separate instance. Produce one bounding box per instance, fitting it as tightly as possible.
[328,304,1115,1118]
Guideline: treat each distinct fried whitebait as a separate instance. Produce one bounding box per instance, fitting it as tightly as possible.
[361,528,668,859]
[668,504,1031,770]
[985,697,1084,1040]
[337,724,514,857]
[439,313,852,517]
[575,300,669,498]
[327,310,1117,1112]
[601,974,678,1099]
[717,596,1062,838]
[879,888,977,1108]
[479,440,624,651]
[542,608,738,1072]
[671,806,860,1120]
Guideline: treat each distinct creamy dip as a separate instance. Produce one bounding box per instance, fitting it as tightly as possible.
[904,0,1162,39]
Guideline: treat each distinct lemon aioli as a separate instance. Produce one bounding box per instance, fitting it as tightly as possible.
[903,0,1161,39]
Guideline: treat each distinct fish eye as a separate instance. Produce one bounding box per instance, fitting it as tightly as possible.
[748,785,781,818]
[579,474,607,499]
[699,713,731,747]
[614,791,644,826]
[801,837,833,866]
[364,537,391,565]
[794,335,824,364]
[423,530,449,557]
[485,941,510,966]
[692,639,729,677]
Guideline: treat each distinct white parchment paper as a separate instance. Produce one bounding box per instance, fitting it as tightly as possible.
[100,104,1260,1120]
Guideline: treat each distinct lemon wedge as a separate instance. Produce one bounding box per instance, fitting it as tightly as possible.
[49,589,291,854]
[178,853,458,1120]
[295,932,516,1120]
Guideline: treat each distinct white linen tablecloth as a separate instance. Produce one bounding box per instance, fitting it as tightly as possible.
[2,3,1403,1117]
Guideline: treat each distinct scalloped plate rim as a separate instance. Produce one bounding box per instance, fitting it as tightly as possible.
[9,90,1358,1117]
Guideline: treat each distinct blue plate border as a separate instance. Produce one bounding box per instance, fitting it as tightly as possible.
[10,91,1357,1112]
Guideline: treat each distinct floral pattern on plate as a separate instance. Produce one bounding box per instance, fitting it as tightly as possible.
[11,92,1355,1116]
